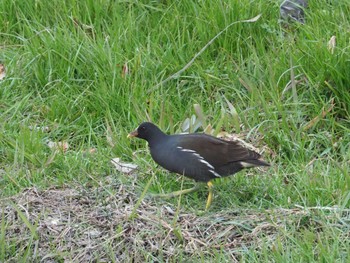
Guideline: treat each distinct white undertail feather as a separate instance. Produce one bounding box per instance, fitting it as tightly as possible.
[239,161,257,168]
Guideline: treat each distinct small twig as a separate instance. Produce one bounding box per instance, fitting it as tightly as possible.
[149,14,261,92]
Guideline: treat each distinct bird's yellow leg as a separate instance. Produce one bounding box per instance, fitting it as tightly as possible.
[153,184,201,198]
[205,181,214,210]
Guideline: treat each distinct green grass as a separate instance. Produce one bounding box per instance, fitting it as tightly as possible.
[1,0,349,261]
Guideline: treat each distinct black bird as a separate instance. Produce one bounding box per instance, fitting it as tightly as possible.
[280,0,308,24]
[128,122,270,209]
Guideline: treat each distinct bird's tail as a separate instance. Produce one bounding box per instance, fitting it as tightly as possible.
[241,158,270,168]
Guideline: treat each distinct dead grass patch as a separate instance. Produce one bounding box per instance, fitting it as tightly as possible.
[1,181,348,262]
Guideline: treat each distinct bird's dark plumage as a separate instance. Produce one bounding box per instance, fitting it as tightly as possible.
[280,0,308,24]
[129,122,270,182]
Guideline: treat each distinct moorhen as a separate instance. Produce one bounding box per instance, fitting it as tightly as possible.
[280,0,308,24]
[128,122,270,209]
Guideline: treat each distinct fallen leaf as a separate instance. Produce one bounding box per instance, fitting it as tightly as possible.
[0,63,6,80]
[122,62,129,78]
[111,158,138,174]
[245,14,262,23]
[327,35,336,54]
[46,217,60,226]
[47,140,69,152]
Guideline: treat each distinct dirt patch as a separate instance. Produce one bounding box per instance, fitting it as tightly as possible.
[1,181,344,262]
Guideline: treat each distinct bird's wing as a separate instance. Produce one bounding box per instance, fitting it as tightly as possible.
[175,134,261,167]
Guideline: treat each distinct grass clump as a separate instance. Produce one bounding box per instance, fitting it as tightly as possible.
[0,0,349,261]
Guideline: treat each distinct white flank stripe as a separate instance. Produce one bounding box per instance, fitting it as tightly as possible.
[177,146,196,153]
[177,146,216,170]
[199,159,214,169]
[209,170,221,177]
[183,149,196,153]
[192,153,203,159]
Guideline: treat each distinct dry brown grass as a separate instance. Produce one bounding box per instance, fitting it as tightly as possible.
[1,180,348,262]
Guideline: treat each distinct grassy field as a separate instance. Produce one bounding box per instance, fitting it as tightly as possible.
[1,0,349,262]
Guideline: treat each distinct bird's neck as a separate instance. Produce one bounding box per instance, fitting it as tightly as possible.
[147,132,168,148]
